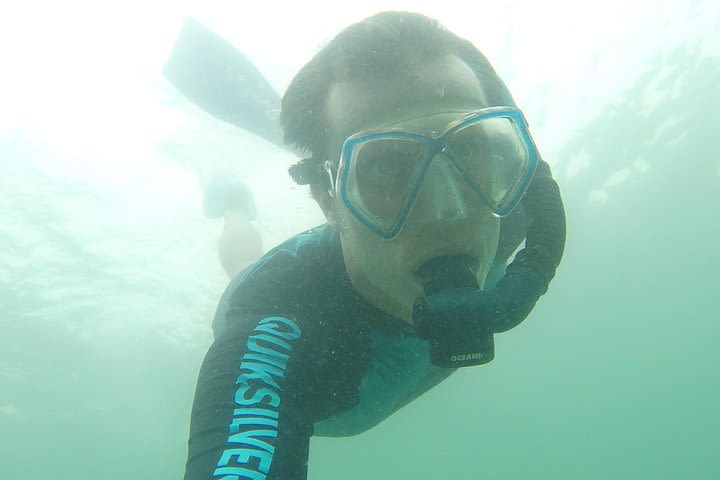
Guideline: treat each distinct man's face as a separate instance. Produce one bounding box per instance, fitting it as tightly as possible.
[323,54,500,324]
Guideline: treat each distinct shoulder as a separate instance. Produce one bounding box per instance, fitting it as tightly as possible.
[213,224,343,334]
[211,224,372,422]
[237,223,340,294]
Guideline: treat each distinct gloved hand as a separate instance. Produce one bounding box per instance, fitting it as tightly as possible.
[203,177,257,219]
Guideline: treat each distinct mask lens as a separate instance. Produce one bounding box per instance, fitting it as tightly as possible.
[446,115,532,213]
[345,137,427,232]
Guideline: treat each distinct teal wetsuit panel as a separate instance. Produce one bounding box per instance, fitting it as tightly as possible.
[313,329,451,436]
[313,259,507,437]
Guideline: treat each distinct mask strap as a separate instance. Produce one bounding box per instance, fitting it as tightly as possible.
[323,161,337,199]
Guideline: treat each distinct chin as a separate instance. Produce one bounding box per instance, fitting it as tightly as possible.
[358,266,423,321]
[404,271,425,297]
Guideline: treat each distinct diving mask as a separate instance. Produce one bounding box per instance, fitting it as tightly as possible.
[326,106,540,239]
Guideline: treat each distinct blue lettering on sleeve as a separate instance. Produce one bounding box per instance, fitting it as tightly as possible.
[214,466,266,480]
[213,316,302,479]
[217,448,273,473]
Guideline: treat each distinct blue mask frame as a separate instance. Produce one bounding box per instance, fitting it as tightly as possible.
[330,106,539,239]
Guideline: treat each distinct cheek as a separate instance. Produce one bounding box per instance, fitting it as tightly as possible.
[341,220,408,274]
[338,205,421,281]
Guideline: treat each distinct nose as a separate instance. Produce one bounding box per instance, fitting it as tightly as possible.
[414,154,472,222]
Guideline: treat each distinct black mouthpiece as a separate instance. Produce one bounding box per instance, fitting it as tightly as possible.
[415,255,478,295]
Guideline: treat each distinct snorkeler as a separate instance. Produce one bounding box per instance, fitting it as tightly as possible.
[181,11,565,479]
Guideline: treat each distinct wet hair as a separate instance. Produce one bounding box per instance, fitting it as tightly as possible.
[281,10,516,185]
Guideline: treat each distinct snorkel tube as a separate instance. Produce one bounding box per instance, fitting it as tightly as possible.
[412,158,566,367]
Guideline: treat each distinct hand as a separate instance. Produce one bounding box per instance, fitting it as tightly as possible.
[203,177,256,219]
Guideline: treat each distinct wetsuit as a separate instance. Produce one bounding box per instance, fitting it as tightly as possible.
[184,223,507,480]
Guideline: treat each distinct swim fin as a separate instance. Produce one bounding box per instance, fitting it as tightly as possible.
[163,17,284,149]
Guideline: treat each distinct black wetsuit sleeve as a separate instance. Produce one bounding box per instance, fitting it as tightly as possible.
[183,314,313,480]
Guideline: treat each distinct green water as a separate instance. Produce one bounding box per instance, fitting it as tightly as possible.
[0,3,718,479]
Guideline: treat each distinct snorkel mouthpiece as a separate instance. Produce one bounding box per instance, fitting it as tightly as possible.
[415,255,478,292]
[413,255,496,367]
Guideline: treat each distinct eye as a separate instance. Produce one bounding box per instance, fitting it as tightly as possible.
[448,128,489,162]
[365,156,402,179]
[357,139,424,183]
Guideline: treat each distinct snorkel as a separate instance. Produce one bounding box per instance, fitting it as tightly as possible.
[413,158,566,367]
[411,63,566,367]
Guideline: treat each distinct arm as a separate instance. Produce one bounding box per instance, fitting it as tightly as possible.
[183,314,312,480]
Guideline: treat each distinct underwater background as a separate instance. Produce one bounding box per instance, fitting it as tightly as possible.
[1,1,717,478]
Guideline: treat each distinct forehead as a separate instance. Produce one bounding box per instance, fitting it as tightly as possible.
[324,54,490,145]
